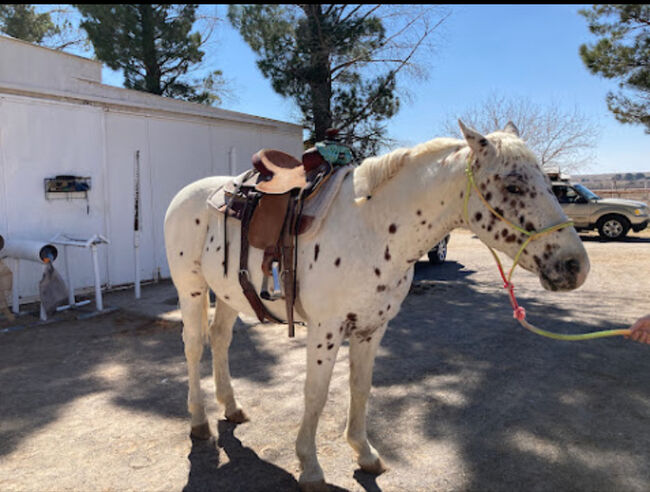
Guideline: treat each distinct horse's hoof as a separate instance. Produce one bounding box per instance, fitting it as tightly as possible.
[299,479,329,492]
[225,409,249,424]
[360,457,388,475]
[190,422,212,440]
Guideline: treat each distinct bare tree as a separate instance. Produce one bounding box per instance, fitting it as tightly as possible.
[438,93,601,173]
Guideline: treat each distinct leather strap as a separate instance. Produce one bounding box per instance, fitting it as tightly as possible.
[238,192,283,324]
[281,192,299,337]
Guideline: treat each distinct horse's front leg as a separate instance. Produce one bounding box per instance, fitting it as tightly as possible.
[296,320,343,491]
[345,323,388,474]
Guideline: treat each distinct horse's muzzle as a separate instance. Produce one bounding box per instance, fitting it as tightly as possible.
[539,253,590,292]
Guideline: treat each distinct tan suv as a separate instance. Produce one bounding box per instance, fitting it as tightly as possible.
[550,175,649,240]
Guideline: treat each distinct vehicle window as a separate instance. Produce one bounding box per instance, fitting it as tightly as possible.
[574,184,600,200]
[553,185,580,204]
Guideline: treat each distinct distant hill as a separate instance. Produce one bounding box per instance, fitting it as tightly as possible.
[571,171,650,191]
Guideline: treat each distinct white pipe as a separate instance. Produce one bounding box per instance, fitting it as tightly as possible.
[11,258,19,314]
[91,244,103,311]
[0,239,57,263]
[134,149,141,299]
[229,146,237,175]
[134,232,141,299]
[63,245,75,306]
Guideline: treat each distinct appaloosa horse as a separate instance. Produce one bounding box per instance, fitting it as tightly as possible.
[164,121,589,491]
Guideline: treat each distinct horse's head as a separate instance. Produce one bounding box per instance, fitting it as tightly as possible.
[458,120,589,291]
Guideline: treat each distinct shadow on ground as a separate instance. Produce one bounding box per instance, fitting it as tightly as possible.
[1,259,648,491]
[370,258,649,490]
[183,420,301,492]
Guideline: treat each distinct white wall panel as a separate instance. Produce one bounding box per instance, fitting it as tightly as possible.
[0,97,107,300]
[148,117,212,277]
[105,112,155,286]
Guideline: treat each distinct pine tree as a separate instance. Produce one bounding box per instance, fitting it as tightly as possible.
[0,4,59,44]
[76,4,223,105]
[579,5,650,132]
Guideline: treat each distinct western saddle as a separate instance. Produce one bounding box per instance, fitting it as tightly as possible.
[218,138,351,337]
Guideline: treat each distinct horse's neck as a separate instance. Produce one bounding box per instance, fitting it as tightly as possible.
[364,155,467,261]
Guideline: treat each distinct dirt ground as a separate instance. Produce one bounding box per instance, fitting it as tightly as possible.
[1,229,648,492]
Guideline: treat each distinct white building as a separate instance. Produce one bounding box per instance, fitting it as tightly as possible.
[0,35,302,304]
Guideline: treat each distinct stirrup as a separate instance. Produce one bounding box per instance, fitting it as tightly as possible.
[260,262,283,301]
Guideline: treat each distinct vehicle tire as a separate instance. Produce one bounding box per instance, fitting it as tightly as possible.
[428,238,448,264]
[597,214,630,240]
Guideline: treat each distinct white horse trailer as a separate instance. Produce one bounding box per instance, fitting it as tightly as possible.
[0,35,302,307]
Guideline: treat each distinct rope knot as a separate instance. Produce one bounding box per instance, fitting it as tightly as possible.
[513,306,526,321]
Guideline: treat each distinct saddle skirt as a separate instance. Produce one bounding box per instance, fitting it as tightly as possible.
[207,165,353,242]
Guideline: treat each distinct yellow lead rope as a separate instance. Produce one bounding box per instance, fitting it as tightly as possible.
[464,157,631,341]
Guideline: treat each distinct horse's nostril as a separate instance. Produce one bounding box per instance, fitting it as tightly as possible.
[565,258,581,275]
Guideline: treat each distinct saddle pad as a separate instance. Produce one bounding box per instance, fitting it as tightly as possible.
[206,165,353,240]
[206,169,252,215]
[297,165,353,239]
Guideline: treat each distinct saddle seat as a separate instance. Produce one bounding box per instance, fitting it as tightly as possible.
[253,149,307,194]
[206,146,353,337]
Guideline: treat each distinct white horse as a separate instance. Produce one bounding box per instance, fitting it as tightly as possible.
[164,121,589,491]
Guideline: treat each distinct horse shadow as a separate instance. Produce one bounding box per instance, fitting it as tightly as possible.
[183,420,349,492]
[183,420,299,492]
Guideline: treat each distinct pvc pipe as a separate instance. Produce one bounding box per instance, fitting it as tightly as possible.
[11,258,19,314]
[134,150,141,299]
[91,244,103,311]
[0,239,57,263]
[63,245,75,306]
[229,146,237,175]
[134,232,141,299]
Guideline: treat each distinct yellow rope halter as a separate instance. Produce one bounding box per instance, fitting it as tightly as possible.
[463,156,631,341]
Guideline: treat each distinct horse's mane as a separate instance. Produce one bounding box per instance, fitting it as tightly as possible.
[353,137,463,199]
[353,131,539,199]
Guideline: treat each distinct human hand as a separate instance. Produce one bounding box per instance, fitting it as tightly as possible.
[626,315,650,344]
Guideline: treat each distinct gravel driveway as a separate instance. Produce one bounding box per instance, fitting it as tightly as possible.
[1,230,648,491]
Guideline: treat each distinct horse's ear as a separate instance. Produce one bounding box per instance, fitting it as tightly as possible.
[458,119,496,161]
[503,121,520,136]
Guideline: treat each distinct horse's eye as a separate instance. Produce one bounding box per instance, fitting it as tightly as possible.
[506,185,522,194]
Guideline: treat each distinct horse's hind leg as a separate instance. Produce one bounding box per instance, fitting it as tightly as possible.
[179,288,211,439]
[345,323,389,474]
[209,298,247,423]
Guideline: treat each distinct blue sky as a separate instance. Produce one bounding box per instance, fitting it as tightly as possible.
[60,4,650,174]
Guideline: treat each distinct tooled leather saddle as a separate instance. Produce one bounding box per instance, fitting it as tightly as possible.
[210,145,351,337]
